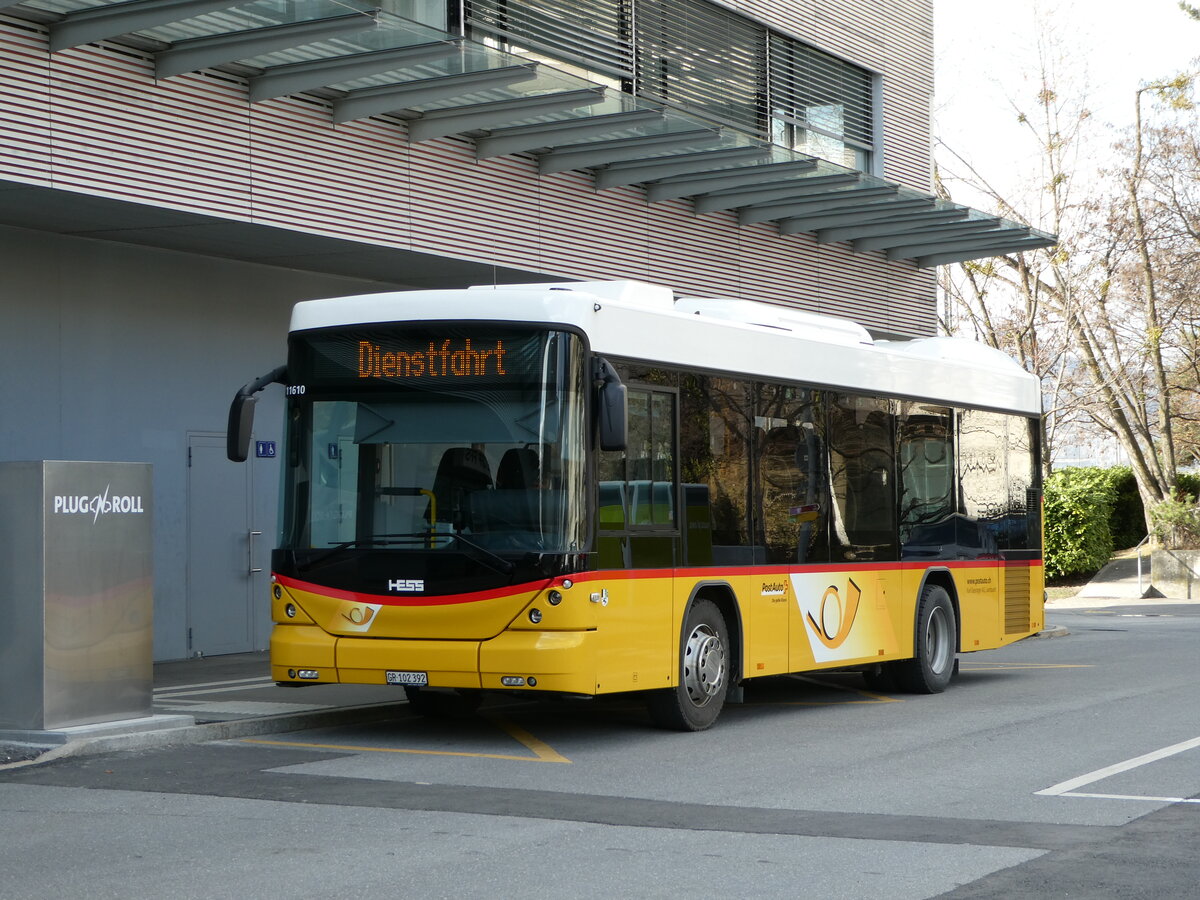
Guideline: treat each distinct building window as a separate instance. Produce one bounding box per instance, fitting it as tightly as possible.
[633,0,767,135]
[463,0,876,172]
[464,0,633,86]
[768,32,875,172]
[387,0,452,30]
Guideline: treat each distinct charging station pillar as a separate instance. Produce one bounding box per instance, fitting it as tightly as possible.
[0,461,153,731]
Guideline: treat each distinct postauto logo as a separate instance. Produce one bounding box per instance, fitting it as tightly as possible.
[53,485,146,523]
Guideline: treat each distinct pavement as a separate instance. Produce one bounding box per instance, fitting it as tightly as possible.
[1048,554,1200,608]
[1,558,1191,769]
[0,652,411,769]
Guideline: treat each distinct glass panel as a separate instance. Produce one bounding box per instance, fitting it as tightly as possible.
[281,328,586,555]
[634,0,766,134]
[1005,415,1040,552]
[898,403,955,560]
[771,115,869,171]
[827,394,897,561]
[650,391,676,525]
[626,388,675,526]
[754,383,828,564]
[599,380,677,537]
[597,448,627,530]
[768,30,874,147]
[466,0,632,83]
[957,408,1007,557]
[386,0,448,29]
[680,375,751,565]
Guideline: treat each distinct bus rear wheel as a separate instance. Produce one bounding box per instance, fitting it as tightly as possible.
[891,584,957,694]
[647,598,730,731]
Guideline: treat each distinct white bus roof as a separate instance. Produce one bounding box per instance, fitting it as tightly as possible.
[289,280,1041,416]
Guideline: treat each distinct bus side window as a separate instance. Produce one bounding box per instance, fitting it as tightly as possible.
[828,394,898,562]
[754,385,829,565]
[898,403,955,560]
[680,375,751,567]
[958,409,1008,556]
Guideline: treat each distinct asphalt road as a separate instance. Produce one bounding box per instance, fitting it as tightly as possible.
[1,603,1198,899]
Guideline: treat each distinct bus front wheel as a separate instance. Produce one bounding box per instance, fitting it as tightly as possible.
[647,598,730,731]
[892,584,957,694]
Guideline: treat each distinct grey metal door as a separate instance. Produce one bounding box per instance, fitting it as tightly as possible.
[186,432,257,656]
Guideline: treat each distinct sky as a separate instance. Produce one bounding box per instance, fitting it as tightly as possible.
[933,0,1199,214]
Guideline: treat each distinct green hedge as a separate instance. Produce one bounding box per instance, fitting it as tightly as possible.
[1043,467,1117,580]
[1103,467,1200,549]
[1044,467,1200,580]
[1105,466,1146,550]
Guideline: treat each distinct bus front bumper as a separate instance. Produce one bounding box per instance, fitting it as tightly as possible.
[270,625,598,695]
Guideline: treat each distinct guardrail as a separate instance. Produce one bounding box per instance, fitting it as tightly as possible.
[1136,534,1153,597]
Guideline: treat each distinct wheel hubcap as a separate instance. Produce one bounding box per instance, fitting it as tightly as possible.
[926,606,951,674]
[683,623,725,707]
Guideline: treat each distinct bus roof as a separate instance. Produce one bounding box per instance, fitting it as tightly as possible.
[289,281,1041,416]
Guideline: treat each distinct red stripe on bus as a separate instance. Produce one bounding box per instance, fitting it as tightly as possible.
[274,573,554,607]
[276,558,1040,606]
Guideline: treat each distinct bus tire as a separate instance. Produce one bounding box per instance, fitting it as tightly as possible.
[404,686,482,718]
[646,598,730,731]
[892,584,957,694]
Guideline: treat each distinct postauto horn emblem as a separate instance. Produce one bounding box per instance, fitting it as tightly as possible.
[806,578,862,649]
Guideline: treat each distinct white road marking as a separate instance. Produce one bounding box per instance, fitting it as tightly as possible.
[1037,735,1200,797]
[154,700,332,715]
[155,678,275,698]
[1053,792,1200,804]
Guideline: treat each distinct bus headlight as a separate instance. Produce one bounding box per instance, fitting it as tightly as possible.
[528,608,543,624]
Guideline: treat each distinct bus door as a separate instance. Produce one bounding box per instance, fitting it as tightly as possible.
[595,386,679,693]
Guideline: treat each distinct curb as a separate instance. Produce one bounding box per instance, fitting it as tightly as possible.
[0,701,407,772]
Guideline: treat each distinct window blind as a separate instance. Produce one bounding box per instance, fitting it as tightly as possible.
[768,33,873,149]
[464,0,633,81]
[633,0,766,134]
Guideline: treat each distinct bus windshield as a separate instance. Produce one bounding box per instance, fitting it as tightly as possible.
[280,327,588,557]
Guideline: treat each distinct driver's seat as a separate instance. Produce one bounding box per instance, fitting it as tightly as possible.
[431,448,492,529]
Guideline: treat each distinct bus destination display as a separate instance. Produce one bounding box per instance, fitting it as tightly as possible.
[357,338,507,380]
[293,328,553,390]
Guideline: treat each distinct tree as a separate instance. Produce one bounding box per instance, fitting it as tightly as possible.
[936,7,1200,533]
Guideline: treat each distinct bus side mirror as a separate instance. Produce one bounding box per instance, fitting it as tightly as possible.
[227,365,288,462]
[227,394,257,462]
[595,358,627,452]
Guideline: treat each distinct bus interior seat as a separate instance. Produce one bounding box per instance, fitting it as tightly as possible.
[496,447,539,490]
[432,447,492,528]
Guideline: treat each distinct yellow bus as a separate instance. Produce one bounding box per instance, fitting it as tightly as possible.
[228,280,1043,730]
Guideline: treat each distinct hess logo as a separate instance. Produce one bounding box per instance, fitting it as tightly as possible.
[388,579,424,592]
[806,578,862,649]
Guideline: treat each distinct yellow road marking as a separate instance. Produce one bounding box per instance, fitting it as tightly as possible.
[959,663,1094,671]
[485,715,572,763]
[241,715,571,764]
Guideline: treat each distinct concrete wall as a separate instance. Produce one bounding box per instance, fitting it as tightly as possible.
[0,225,402,659]
[1150,550,1200,600]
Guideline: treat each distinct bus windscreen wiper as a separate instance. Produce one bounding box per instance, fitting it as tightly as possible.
[444,532,516,576]
[300,532,515,576]
[301,533,430,568]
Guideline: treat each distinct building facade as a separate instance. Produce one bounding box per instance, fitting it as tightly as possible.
[0,0,1051,660]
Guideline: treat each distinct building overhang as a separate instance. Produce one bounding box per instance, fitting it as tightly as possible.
[1,0,1057,266]
[0,179,561,287]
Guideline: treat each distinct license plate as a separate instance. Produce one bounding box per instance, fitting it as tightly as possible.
[385,670,428,686]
